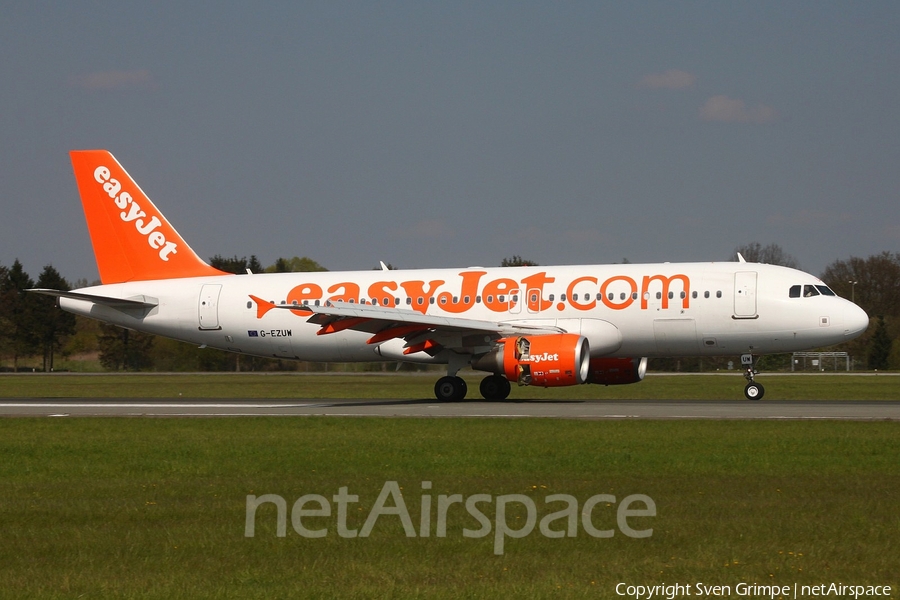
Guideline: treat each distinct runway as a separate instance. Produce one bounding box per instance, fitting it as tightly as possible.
[2,398,899,420]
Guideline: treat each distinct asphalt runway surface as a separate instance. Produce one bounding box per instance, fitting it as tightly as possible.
[1,398,899,420]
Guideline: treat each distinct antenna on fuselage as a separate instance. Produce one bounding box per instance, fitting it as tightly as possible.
[737,253,747,263]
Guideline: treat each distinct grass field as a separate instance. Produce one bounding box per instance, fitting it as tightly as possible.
[1,371,899,400]
[1,375,898,598]
[0,417,898,599]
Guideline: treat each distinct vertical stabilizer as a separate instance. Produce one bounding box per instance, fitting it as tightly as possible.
[70,150,228,283]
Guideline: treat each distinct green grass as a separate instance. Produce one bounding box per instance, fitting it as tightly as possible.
[0,418,897,599]
[1,372,898,400]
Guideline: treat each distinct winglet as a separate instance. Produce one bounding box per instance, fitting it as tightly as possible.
[70,150,229,283]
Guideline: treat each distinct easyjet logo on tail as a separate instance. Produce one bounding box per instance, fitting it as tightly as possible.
[93,166,178,261]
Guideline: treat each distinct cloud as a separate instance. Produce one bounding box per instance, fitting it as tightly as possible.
[700,95,777,124]
[69,69,155,91]
[565,228,608,245]
[639,69,697,90]
[766,209,853,228]
[404,219,455,241]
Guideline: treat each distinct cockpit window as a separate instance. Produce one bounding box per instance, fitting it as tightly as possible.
[791,284,836,298]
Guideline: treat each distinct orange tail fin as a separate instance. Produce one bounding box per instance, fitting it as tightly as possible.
[70,150,228,283]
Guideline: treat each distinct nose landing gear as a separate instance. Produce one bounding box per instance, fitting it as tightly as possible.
[741,353,764,400]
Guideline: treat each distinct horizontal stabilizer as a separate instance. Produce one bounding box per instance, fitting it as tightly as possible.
[28,289,158,309]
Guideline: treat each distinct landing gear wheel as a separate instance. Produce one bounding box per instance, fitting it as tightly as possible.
[744,382,764,401]
[741,353,764,401]
[434,376,467,402]
[479,375,511,401]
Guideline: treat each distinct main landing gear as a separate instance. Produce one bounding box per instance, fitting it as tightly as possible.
[741,353,764,400]
[433,374,512,402]
[434,376,467,402]
[479,374,511,401]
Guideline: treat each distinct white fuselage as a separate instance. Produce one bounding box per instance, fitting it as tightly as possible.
[60,262,869,365]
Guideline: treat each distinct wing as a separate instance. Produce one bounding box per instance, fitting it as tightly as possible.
[249,296,563,356]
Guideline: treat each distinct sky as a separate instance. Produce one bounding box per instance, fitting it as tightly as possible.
[2,2,899,283]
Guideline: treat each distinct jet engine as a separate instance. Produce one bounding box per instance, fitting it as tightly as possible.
[473,334,590,387]
[587,356,648,385]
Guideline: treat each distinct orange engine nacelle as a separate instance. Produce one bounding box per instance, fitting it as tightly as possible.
[587,357,647,385]
[474,334,591,387]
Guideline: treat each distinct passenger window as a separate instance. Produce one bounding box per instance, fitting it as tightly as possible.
[549,294,555,301]
[656,292,662,300]
[704,291,710,299]
[789,285,801,298]
[803,285,820,297]
[716,291,722,298]
[692,291,697,299]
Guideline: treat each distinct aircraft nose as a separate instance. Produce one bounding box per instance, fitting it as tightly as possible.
[844,302,870,337]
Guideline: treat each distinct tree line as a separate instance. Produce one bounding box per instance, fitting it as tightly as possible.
[1,247,898,372]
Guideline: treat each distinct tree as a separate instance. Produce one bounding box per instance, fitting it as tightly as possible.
[500,256,539,267]
[0,260,38,370]
[867,316,892,371]
[33,265,76,371]
[0,263,9,365]
[266,257,328,273]
[732,242,800,269]
[97,324,155,371]
[820,252,900,318]
[210,255,265,274]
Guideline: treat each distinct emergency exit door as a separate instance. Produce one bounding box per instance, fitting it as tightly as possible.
[198,284,222,330]
[733,272,758,318]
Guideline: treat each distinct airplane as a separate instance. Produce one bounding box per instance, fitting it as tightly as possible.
[30,150,870,401]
